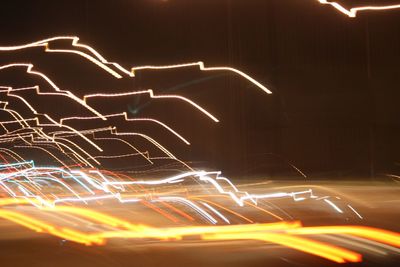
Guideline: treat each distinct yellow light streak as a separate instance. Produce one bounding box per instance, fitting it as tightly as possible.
[203,232,361,263]
[286,225,400,248]
[0,203,399,263]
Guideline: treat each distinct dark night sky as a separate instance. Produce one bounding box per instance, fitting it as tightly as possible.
[1,0,400,179]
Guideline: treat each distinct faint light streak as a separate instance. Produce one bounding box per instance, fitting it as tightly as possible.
[14,145,69,167]
[200,201,230,224]
[189,196,254,223]
[321,234,387,256]
[84,89,220,122]
[159,201,195,221]
[343,234,400,254]
[142,200,181,223]
[91,137,153,164]
[157,196,218,224]
[3,87,184,165]
[61,112,191,145]
[347,204,363,219]
[324,198,343,213]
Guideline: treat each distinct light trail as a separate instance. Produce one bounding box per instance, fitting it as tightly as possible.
[286,225,400,248]
[2,86,188,165]
[347,204,363,219]
[202,232,361,263]
[131,62,272,94]
[84,89,220,122]
[0,169,399,263]
[0,204,399,263]
[324,198,344,213]
[0,65,105,120]
[317,0,400,17]
[0,36,273,175]
[0,36,272,93]
[61,112,191,145]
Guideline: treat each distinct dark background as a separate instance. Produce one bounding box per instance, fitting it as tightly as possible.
[1,0,400,179]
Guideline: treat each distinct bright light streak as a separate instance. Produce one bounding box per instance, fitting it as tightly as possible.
[286,225,400,248]
[202,232,361,263]
[131,62,272,94]
[0,193,399,263]
[317,0,400,17]
[0,36,271,93]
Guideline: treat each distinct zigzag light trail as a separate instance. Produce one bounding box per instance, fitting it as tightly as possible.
[0,36,272,94]
[317,0,400,17]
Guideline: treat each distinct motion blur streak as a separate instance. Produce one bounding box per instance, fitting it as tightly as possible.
[0,209,104,245]
[202,232,361,263]
[286,226,400,248]
[0,36,399,265]
[0,202,398,263]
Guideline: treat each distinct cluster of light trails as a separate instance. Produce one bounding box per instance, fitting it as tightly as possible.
[0,36,273,167]
[0,36,399,264]
[0,36,272,93]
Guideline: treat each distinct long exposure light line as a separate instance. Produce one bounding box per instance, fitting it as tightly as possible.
[84,89,220,122]
[61,112,191,145]
[2,206,399,263]
[0,36,271,93]
[317,0,400,17]
[202,232,361,263]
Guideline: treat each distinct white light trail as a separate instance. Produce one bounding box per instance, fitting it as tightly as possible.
[317,0,400,17]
